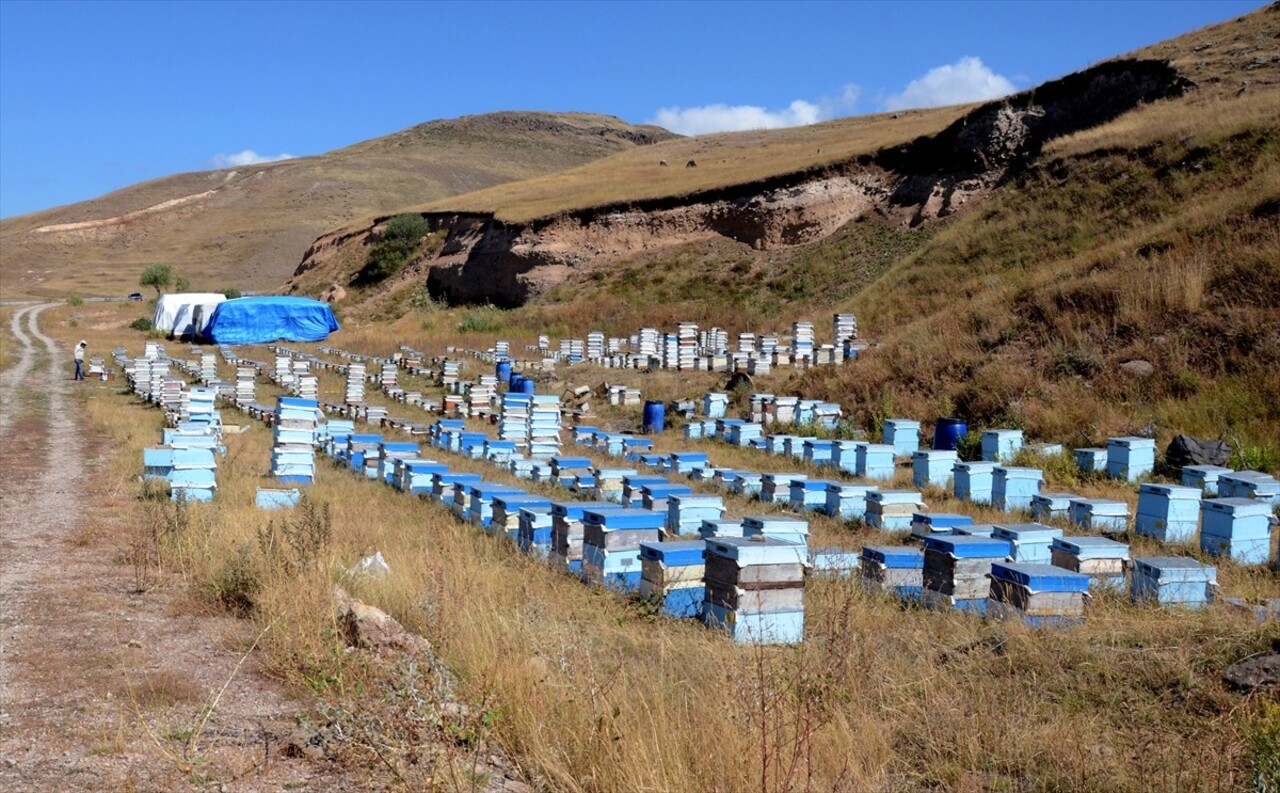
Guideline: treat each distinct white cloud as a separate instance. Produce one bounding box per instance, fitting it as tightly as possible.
[883,57,1015,111]
[648,84,860,136]
[211,149,295,168]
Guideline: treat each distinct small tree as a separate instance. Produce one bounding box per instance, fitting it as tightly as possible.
[140,264,174,297]
[219,288,242,300]
[174,275,191,292]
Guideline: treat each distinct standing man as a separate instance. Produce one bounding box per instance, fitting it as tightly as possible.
[74,340,86,381]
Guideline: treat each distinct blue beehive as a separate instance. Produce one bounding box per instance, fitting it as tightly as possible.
[702,536,806,645]
[1135,483,1201,543]
[667,451,708,476]
[992,523,1061,564]
[431,472,481,505]
[987,562,1089,627]
[1067,498,1130,534]
[953,461,997,504]
[666,494,725,537]
[1180,465,1233,497]
[981,429,1024,463]
[716,419,745,440]
[517,507,554,557]
[1030,492,1078,523]
[883,419,921,457]
[256,488,300,510]
[1106,437,1156,482]
[550,455,592,486]
[802,440,834,466]
[491,494,551,539]
[468,483,526,528]
[860,546,924,600]
[788,479,831,513]
[573,426,599,446]
[832,440,863,474]
[1050,535,1129,591]
[910,512,973,540]
[582,508,664,591]
[824,482,875,521]
[641,483,694,515]
[762,435,791,455]
[622,475,668,507]
[912,450,959,488]
[742,515,809,548]
[810,548,860,575]
[1217,471,1280,508]
[699,518,746,539]
[784,436,816,460]
[730,471,764,498]
[729,423,764,447]
[992,467,1043,512]
[865,489,925,531]
[761,473,805,504]
[703,392,729,419]
[639,541,706,618]
[953,524,997,538]
[1131,557,1217,608]
[1200,498,1274,564]
[856,444,896,481]
[922,535,1011,613]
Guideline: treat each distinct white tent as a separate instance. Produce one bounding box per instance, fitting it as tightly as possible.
[152,293,228,336]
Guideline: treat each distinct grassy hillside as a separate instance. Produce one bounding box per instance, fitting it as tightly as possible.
[0,112,673,299]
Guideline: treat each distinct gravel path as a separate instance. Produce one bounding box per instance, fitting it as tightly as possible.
[0,306,344,791]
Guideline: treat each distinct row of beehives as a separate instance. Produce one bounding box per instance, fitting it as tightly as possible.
[574,432,1249,616]
[307,415,817,644]
[112,346,225,502]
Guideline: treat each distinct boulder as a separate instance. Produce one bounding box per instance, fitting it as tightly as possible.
[1223,653,1280,692]
[1119,359,1154,378]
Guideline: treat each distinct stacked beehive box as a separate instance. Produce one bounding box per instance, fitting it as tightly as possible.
[1030,492,1077,523]
[1200,498,1273,564]
[860,546,924,600]
[551,501,618,572]
[234,365,256,403]
[992,523,1061,564]
[637,541,705,617]
[982,429,1024,462]
[1106,436,1155,482]
[518,507,555,557]
[922,535,1010,613]
[912,450,958,488]
[1050,536,1129,591]
[992,466,1043,512]
[702,536,806,644]
[345,362,366,405]
[582,508,663,591]
[865,490,926,531]
[527,394,561,457]
[1068,498,1130,534]
[1180,464,1232,496]
[271,397,319,484]
[987,562,1089,627]
[666,494,725,538]
[1130,557,1217,608]
[1135,484,1201,543]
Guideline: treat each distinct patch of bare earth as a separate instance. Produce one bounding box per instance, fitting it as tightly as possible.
[0,305,353,791]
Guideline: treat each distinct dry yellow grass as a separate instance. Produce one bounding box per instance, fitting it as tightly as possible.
[36,301,1280,791]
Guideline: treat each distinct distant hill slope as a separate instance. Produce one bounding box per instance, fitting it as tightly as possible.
[0,112,674,298]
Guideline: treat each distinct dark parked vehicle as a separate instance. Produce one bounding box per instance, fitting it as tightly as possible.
[128,292,143,301]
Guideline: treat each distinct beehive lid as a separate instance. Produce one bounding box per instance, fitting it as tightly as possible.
[1203,498,1273,517]
[993,523,1063,541]
[867,490,923,505]
[913,513,973,528]
[584,508,665,530]
[1138,483,1202,499]
[1109,436,1156,449]
[923,535,1011,558]
[955,461,998,472]
[642,484,694,497]
[1134,557,1217,582]
[990,563,1089,592]
[1051,535,1130,558]
[551,501,618,519]
[743,516,810,534]
[639,541,705,565]
[860,546,924,568]
[705,535,807,565]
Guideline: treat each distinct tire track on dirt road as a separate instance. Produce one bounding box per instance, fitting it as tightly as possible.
[1,306,340,791]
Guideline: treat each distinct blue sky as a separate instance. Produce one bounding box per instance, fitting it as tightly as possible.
[0,0,1264,218]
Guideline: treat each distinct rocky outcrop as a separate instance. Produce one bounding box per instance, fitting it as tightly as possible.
[290,59,1192,308]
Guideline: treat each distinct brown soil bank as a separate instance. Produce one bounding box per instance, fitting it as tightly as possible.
[290,58,1190,308]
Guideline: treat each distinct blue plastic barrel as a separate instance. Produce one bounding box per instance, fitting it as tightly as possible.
[933,418,968,451]
[519,377,536,395]
[642,400,666,434]
[496,361,512,386]
[508,372,521,390]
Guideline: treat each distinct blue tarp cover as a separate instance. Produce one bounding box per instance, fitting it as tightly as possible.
[202,296,339,344]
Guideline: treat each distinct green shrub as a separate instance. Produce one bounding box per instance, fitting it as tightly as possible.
[1228,437,1280,474]
[954,431,984,462]
[457,308,505,334]
[67,295,83,306]
[129,317,153,331]
[355,213,430,285]
[219,288,242,300]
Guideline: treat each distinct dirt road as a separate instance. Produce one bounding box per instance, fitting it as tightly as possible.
[0,306,341,791]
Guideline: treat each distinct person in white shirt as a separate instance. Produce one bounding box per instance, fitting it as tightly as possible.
[74,340,86,381]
